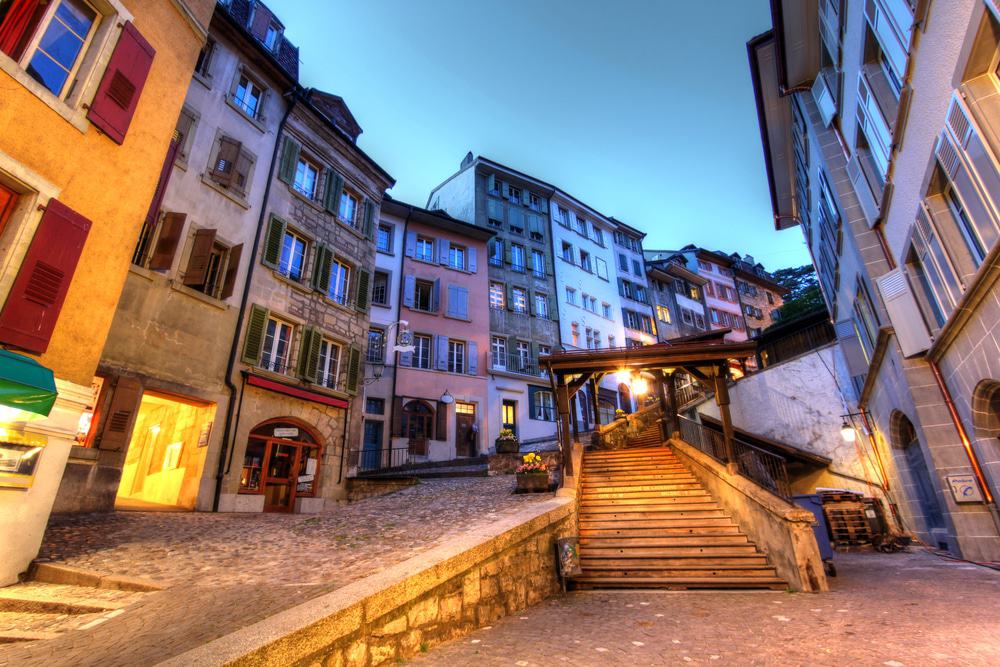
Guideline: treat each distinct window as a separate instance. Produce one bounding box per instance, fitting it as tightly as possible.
[510,244,525,271]
[595,257,608,280]
[632,259,642,276]
[489,282,505,310]
[448,244,466,270]
[533,390,554,421]
[366,397,385,415]
[571,322,580,346]
[6,0,99,98]
[580,250,592,272]
[585,327,594,349]
[705,282,715,298]
[448,340,466,374]
[367,328,384,363]
[233,71,264,118]
[528,193,541,210]
[491,336,507,368]
[278,230,307,281]
[339,190,360,228]
[688,285,700,300]
[656,305,671,323]
[694,313,706,329]
[376,224,393,253]
[185,234,232,299]
[412,334,431,369]
[766,291,774,304]
[556,206,570,226]
[565,287,577,305]
[592,226,604,246]
[511,286,527,313]
[263,23,280,51]
[681,308,694,325]
[618,253,628,271]
[698,259,712,271]
[561,241,574,263]
[945,184,990,266]
[208,136,254,197]
[413,279,434,312]
[853,282,880,361]
[602,302,611,318]
[508,185,521,205]
[489,240,503,266]
[531,249,545,278]
[372,271,388,306]
[576,216,587,235]
[194,37,215,79]
[293,158,319,198]
[415,236,434,262]
[328,258,351,305]
[261,317,293,373]
[535,292,548,319]
[515,340,530,370]
[317,338,341,389]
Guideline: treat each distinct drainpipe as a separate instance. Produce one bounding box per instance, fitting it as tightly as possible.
[212,91,298,512]
[926,358,1000,533]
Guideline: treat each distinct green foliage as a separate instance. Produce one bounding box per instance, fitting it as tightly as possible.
[769,265,827,324]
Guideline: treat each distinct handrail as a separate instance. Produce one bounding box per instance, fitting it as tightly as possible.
[351,447,411,475]
[676,416,792,500]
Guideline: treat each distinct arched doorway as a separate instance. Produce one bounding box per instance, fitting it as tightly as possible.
[971,379,1000,497]
[240,419,322,513]
[402,400,434,456]
[618,383,632,414]
[890,411,945,532]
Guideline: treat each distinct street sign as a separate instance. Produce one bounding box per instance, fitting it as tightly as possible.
[946,474,984,503]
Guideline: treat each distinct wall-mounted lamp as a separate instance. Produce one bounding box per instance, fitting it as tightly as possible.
[365,320,415,385]
[840,418,856,443]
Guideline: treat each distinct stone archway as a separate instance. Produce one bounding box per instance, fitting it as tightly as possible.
[971,379,1000,442]
[889,410,945,532]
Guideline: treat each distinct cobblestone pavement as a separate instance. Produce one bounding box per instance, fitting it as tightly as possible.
[409,550,1000,667]
[0,477,550,667]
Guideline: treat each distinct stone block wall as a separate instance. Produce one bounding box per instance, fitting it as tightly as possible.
[345,477,418,502]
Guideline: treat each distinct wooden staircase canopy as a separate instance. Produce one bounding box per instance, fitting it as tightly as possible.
[539,336,757,378]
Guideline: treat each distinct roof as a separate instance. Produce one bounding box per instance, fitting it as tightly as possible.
[540,336,757,375]
[220,0,299,82]
[307,90,363,142]
[382,196,495,242]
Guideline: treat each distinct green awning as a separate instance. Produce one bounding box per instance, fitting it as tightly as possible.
[0,350,57,418]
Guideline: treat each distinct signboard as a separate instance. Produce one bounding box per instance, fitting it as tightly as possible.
[0,428,47,489]
[274,427,299,438]
[946,475,984,503]
[197,421,213,448]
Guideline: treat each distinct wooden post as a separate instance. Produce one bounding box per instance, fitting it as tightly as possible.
[589,377,601,431]
[714,368,738,473]
[556,383,574,477]
[570,394,580,440]
[666,371,680,435]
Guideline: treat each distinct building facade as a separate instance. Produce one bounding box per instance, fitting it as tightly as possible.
[678,246,749,341]
[613,224,657,350]
[59,0,299,515]
[751,0,1000,559]
[429,156,560,449]
[728,253,787,337]
[645,257,710,341]
[0,0,215,584]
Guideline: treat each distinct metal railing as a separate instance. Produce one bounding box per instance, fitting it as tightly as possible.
[354,447,411,474]
[490,352,541,377]
[677,416,791,501]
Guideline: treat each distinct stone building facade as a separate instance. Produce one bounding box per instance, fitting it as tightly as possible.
[59,0,299,515]
[428,156,560,448]
[751,0,1000,559]
[0,0,215,584]
[644,258,710,341]
[613,223,657,351]
[728,254,787,337]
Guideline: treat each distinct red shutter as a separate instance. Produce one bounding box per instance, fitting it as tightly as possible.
[0,183,16,237]
[220,243,243,300]
[97,376,143,452]
[148,212,186,270]
[143,138,181,229]
[0,199,91,354]
[87,22,155,145]
[183,228,217,286]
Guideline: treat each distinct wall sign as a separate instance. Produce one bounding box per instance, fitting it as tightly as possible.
[274,427,299,438]
[946,475,984,503]
[0,428,48,489]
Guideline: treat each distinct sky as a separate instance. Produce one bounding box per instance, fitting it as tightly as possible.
[277,0,810,272]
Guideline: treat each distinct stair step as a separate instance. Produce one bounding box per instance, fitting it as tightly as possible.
[580,544,759,557]
[585,449,672,459]
[579,535,750,547]
[580,517,735,530]
[581,497,714,509]
[571,576,787,590]
[582,484,705,496]
[582,473,696,484]
[582,488,708,501]
[583,465,690,475]
[578,566,780,578]
[580,503,722,516]
[580,525,742,537]
[580,554,771,567]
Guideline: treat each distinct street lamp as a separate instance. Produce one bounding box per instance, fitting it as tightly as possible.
[840,418,856,443]
[364,320,415,385]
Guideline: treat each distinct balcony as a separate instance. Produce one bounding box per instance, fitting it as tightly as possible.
[489,352,544,378]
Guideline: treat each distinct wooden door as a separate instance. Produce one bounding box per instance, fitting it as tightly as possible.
[455,403,476,457]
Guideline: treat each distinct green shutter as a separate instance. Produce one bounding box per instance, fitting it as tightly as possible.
[262,215,286,268]
[241,305,269,365]
[325,171,345,215]
[297,327,320,381]
[354,268,371,312]
[346,345,361,395]
[277,137,300,184]
[362,199,375,240]
[312,245,332,293]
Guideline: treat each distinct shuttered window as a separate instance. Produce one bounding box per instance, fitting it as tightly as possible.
[0,198,91,354]
[209,135,255,197]
[345,345,361,395]
[87,21,155,144]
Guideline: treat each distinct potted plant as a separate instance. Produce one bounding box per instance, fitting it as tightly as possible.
[515,453,549,492]
[495,428,520,454]
[615,409,627,420]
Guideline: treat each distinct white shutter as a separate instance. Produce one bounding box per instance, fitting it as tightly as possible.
[834,319,869,377]
[847,154,880,226]
[811,73,835,128]
[876,268,932,357]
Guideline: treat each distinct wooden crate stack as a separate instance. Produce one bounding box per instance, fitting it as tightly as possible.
[820,491,872,549]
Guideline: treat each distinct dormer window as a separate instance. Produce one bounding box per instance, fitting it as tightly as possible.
[264,23,280,51]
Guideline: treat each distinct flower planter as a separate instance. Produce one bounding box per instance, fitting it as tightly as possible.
[495,437,519,454]
[516,473,549,493]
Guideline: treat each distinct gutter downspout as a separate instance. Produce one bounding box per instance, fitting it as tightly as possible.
[213,91,298,512]
[926,358,1000,533]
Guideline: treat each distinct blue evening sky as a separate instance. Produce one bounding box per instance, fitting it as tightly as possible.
[277,0,810,271]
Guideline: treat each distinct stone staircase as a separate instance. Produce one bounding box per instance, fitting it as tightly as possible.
[626,423,664,449]
[574,445,788,590]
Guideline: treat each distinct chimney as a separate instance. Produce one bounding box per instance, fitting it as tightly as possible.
[461,152,474,169]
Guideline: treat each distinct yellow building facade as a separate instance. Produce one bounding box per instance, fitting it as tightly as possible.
[0,0,215,585]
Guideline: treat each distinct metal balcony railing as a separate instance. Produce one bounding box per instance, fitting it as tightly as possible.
[490,352,542,377]
[353,447,411,474]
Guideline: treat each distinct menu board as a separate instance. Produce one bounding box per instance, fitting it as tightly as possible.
[0,442,44,489]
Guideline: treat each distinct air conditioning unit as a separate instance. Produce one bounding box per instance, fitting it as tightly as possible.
[875,268,932,357]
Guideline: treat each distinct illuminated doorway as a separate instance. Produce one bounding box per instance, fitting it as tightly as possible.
[115,392,214,510]
[239,420,322,513]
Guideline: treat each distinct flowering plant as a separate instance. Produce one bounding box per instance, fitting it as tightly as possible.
[615,409,626,418]
[498,429,518,441]
[516,452,547,474]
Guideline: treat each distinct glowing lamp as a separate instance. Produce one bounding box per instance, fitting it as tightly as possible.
[840,419,856,443]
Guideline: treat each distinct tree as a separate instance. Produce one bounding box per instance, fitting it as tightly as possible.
[769,265,826,324]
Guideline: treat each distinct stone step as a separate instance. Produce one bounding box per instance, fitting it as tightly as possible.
[583,464,690,475]
[579,544,760,557]
[580,525,742,538]
[581,478,699,490]
[585,450,673,460]
[580,495,715,509]
[579,501,722,515]
[579,516,735,530]
[579,534,751,548]
[581,473,697,484]
[580,485,706,499]
[579,554,771,568]
[572,576,787,590]
[577,565,780,578]
[0,583,139,615]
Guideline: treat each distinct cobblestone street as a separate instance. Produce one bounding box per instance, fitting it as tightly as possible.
[0,477,550,667]
[409,550,1000,667]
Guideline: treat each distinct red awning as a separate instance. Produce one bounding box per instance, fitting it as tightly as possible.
[246,374,349,409]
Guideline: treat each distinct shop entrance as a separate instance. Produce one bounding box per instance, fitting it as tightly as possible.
[455,402,477,457]
[240,420,321,513]
[114,391,214,511]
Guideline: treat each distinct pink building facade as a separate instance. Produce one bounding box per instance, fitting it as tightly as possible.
[390,205,494,462]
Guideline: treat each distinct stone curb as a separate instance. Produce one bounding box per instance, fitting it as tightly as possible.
[156,496,574,667]
[30,562,167,592]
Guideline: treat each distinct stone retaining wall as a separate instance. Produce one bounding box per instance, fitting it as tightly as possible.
[159,498,575,667]
[487,450,561,475]
[345,478,418,502]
